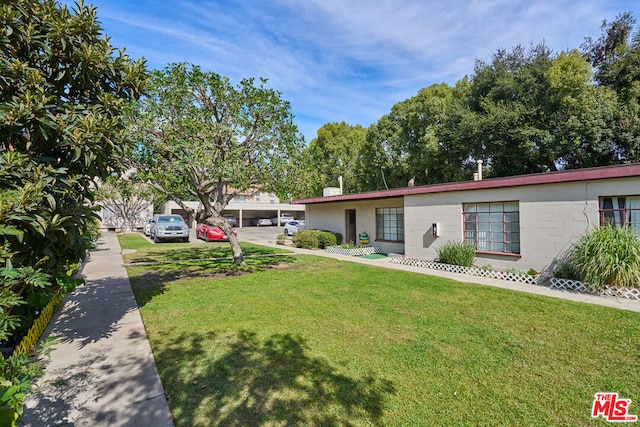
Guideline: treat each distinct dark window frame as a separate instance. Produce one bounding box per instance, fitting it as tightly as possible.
[462,201,520,255]
[375,207,404,243]
[599,196,640,233]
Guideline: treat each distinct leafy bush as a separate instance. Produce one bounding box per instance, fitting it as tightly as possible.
[0,266,52,342]
[316,231,337,249]
[276,233,286,245]
[436,241,475,267]
[553,258,581,280]
[295,230,319,249]
[0,351,43,426]
[294,230,339,249]
[333,232,344,246]
[84,217,101,250]
[0,1,146,422]
[564,225,640,291]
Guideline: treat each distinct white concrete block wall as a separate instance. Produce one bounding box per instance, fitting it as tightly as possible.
[306,198,405,254]
[405,177,640,271]
[305,203,345,234]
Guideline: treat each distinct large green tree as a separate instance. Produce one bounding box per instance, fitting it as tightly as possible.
[583,12,639,101]
[0,0,147,272]
[462,44,555,176]
[546,50,620,168]
[359,83,455,190]
[0,0,146,420]
[306,122,366,195]
[132,63,306,264]
[583,12,640,163]
[311,13,640,193]
[441,43,624,176]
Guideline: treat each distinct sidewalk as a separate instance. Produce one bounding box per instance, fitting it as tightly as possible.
[22,232,174,427]
[256,240,640,313]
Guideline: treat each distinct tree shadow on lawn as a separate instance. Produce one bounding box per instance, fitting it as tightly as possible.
[127,243,288,264]
[130,255,297,307]
[159,330,395,426]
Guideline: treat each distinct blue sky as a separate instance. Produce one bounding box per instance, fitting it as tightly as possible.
[60,0,639,143]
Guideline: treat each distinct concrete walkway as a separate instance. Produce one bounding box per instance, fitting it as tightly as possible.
[255,240,640,313]
[22,232,173,427]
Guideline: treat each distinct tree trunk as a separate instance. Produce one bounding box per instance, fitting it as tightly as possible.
[228,232,245,265]
[213,217,245,265]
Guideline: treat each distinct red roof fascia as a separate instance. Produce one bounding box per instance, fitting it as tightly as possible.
[293,164,640,205]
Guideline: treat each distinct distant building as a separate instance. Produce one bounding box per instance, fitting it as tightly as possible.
[161,190,305,227]
[98,202,153,232]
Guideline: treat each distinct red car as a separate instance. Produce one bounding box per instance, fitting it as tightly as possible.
[196,223,235,242]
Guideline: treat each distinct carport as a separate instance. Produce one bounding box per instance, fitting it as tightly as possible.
[161,200,305,228]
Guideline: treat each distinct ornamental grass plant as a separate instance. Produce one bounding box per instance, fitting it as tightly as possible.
[436,240,475,267]
[566,225,640,291]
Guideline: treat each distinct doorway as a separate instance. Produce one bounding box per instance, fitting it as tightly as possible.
[345,210,356,244]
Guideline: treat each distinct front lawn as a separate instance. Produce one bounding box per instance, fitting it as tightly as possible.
[119,233,288,265]
[121,236,640,426]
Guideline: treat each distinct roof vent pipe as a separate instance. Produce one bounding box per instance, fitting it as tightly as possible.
[477,160,483,181]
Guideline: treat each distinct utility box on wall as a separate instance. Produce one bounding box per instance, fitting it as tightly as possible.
[431,223,440,237]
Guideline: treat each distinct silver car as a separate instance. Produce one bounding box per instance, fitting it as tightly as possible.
[151,214,189,243]
[223,214,237,227]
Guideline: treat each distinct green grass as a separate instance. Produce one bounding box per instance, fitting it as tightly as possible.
[119,232,289,265]
[121,236,640,426]
[117,232,156,251]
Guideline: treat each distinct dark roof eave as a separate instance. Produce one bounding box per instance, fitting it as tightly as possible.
[293,164,640,205]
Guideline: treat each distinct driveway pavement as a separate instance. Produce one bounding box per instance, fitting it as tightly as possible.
[235,225,283,243]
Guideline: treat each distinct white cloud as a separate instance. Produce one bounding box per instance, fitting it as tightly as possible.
[57,0,640,141]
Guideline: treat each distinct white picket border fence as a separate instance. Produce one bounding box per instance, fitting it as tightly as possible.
[390,256,640,300]
[326,245,383,257]
[550,278,640,300]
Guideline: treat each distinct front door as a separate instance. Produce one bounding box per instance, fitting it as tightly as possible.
[345,210,356,244]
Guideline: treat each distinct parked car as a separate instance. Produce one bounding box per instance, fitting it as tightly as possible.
[196,223,235,242]
[144,218,154,236]
[251,217,273,227]
[271,213,295,226]
[151,214,189,243]
[222,214,237,227]
[283,220,305,235]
